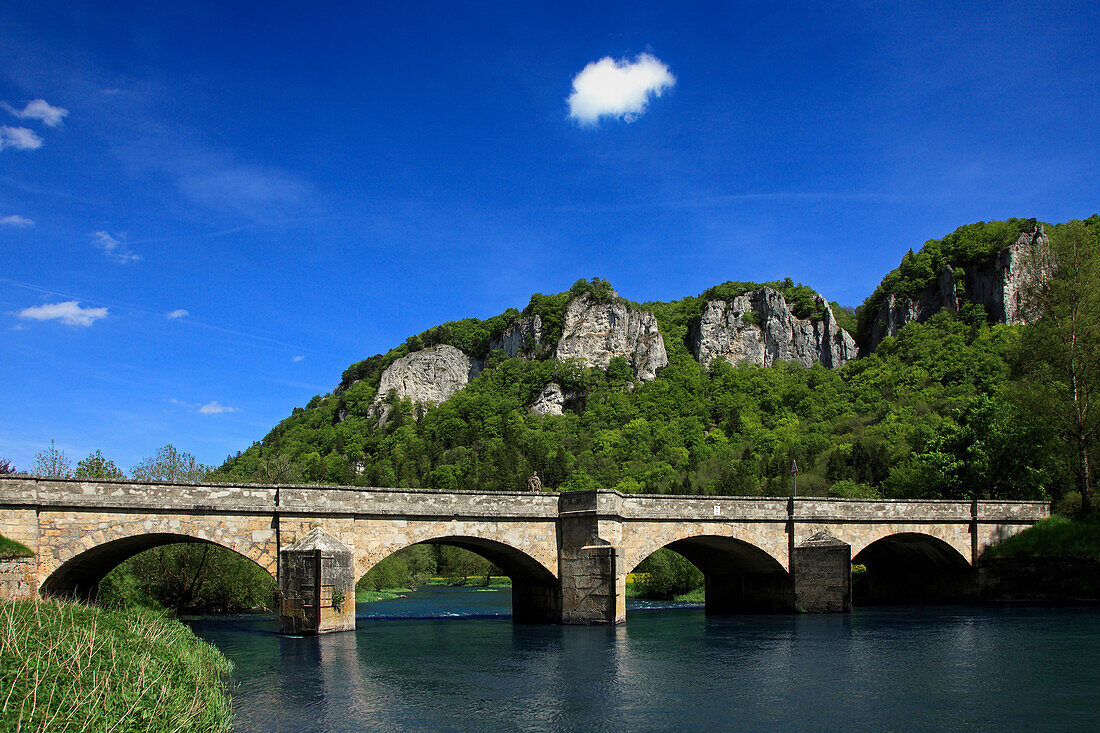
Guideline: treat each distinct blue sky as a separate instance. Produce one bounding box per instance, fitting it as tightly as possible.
[1,1,1098,472]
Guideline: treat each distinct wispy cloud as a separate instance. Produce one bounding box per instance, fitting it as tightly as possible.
[92,231,141,263]
[2,99,68,128]
[18,301,108,327]
[0,126,43,151]
[568,53,675,125]
[166,309,189,319]
[292,355,305,363]
[0,215,34,228]
[176,165,312,221]
[198,400,239,415]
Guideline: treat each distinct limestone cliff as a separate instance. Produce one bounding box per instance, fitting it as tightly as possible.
[867,224,1051,351]
[489,315,542,359]
[552,293,668,381]
[691,287,857,369]
[371,344,479,423]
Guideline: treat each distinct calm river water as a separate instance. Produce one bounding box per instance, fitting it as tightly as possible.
[187,587,1100,732]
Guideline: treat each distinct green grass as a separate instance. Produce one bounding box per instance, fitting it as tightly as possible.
[983,515,1100,560]
[0,599,233,732]
[354,587,413,603]
[0,534,33,559]
[672,587,705,603]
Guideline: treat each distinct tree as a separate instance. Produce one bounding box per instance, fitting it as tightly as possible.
[1017,219,1100,513]
[30,440,72,478]
[254,453,302,484]
[130,444,211,482]
[74,450,126,480]
[0,458,14,475]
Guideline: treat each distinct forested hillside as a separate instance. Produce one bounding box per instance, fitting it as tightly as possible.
[212,217,1100,509]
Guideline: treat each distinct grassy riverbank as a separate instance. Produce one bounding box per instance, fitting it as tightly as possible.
[984,515,1100,559]
[0,599,233,732]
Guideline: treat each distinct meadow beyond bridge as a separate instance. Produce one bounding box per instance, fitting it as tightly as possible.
[0,478,1048,633]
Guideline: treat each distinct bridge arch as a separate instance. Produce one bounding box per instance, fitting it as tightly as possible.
[40,532,275,602]
[852,531,975,605]
[354,531,561,623]
[622,522,789,576]
[628,534,793,614]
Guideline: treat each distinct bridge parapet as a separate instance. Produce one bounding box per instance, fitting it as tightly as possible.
[0,477,277,513]
[621,494,789,521]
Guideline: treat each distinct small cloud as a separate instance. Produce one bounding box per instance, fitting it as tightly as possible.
[567,53,676,125]
[166,309,189,319]
[0,126,44,151]
[292,355,305,363]
[18,301,108,327]
[92,231,141,263]
[1,215,34,228]
[2,99,69,128]
[198,401,239,415]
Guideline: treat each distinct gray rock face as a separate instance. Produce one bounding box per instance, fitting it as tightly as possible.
[691,288,857,369]
[490,315,542,359]
[372,344,477,423]
[553,294,668,381]
[868,224,1052,351]
[530,382,565,416]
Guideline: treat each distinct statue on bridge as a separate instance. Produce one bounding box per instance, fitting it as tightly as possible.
[527,472,542,492]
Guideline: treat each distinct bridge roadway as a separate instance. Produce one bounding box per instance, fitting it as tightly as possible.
[0,477,1048,633]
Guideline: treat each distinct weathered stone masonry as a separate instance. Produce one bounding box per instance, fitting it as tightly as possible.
[0,478,1048,632]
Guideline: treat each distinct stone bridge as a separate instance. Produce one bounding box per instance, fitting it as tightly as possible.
[0,477,1048,632]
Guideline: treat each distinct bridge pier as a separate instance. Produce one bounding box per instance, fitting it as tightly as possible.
[279,528,356,635]
[558,492,626,624]
[792,531,852,613]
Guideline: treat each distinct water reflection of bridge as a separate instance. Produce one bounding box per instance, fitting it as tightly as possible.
[0,478,1047,632]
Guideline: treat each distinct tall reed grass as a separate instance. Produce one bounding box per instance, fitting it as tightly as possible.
[0,599,232,732]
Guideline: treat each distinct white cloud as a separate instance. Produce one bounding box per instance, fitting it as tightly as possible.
[293,355,305,363]
[166,309,189,319]
[2,99,68,128]
[0,215,34,228]
[18,301,108,327]
[92,231,141,263]
[567,53,676,125]
[0,126,43,151]
[198,401,239,415]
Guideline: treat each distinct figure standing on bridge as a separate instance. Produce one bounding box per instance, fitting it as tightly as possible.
[527,472,542,492]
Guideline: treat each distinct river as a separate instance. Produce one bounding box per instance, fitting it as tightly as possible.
[187,586,1100,732]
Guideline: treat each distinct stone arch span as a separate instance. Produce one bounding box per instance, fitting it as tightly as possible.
[823,522,972,565]
[630,534,794,615]
[355,533,561,624]
[622,522,789,577]
[852,532,975,605]
[32,509,279,602]
[40,532,275,602]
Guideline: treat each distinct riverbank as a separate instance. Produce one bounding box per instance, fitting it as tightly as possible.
[978,515,1100,601]
[0,599,234,732]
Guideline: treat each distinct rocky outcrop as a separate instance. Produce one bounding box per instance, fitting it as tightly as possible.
[691,288,857,369]
[371,344,478,423]
[553,294,668,381]
[868,224,1052,351]
[530,382,565,416]
[489,315,542,359]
